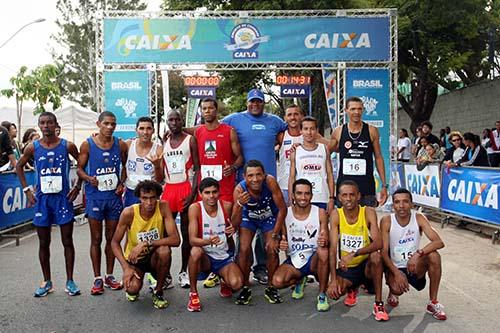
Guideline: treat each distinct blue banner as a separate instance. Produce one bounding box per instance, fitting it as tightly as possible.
[280,85,310,98]
[441,167,500,225]
[104,71,150,140]
[103,17,390,63]
[345,68,391,188]
[322,66,337,128]
[187,87,217,99]
[0,171,36,229]
[389,162,406,194]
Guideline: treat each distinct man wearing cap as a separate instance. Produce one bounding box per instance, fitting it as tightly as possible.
[222,89,287,285]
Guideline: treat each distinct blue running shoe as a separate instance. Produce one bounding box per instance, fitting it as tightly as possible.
[34,280,54,297]
[65,280,81,296]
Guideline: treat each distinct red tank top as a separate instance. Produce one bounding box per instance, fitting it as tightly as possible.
[195,123,236,201]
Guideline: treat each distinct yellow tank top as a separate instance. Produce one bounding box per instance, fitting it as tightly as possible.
[124,202,164,261]
[338,206,371,268]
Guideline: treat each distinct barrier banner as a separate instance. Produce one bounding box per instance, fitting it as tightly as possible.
[403,164,440,208]
[345,68,391,186]
[103,17,390,63]
[322,66,337,129]
[104,70,150,139]
[389,162,405,194]
[0,172,36,229]
[441,167,500,225]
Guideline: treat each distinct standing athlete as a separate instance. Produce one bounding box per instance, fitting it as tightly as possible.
[77,111,128,295]
[161,109,200,288]
[380,188,447,320]
[111,180,180,309]
[186,177,244,311]
[16,112,82,297]
[272,179,330,312]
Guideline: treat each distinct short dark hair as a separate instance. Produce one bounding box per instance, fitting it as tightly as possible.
[199,177,220,192]
[134,180,163,198]
[136,116,154,128]
[1,121,14,130]
[346,96,363,108]
[292,178,312,193]
[201,98,218,109]
[338,180,359,193]
[392,188,413,202]
[244,159,265,174]
[285,104,303,115]
[463,132,480,146]
[301,116,317,129]
[420,120,433,130]
[38,112,58,124]
[98,111,116,122]
[400,128,409,137]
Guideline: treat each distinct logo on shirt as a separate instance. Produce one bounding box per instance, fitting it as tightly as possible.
[47,152,55,156]
[127,160,137,172]
[252,124,266,130]
[358,141,369,148]
[204,140,217,159]
[344,141,352,149]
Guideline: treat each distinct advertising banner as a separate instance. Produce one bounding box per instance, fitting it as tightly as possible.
[103,17,390,63]
[403,164,441,208]
[389,162,406,194]
[185,98,200,127]
[322,66,337,129]
[280,85,310,98]
[187,87,217,99]
[104,71,150,139]
[441,167,500,225]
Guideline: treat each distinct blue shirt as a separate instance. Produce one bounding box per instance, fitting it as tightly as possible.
[239,177,279,222]
[34,139,71,197]
[222,111,286,180]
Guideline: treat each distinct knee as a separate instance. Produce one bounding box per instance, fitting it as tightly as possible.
[389,286,403,296]
[238,246,250,259]
[91,233,102,246]
[369,251,382,266]
[61,237,74,248]
[156,246,171,260]
[189,247,203,260]
[229,274,244,291]
[126,279,142,295]
[272,274,286,289]
[39,238,51,249]
[427,251,441,266]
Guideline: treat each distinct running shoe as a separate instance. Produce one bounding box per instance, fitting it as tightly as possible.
[34,280,53,298]
[252,271,268,285]
[264,286,283,304]
[203,272,220,288]
[187,292,202,312]
[126,292,138,302]
[373,302,390,321]
[235,286,252,305]
[219,282,232,298]
[426,300,447,320]
[104,275,123,290]
[387,293,399,308]
[152,291,169,309]
[65,280,81,296]
[317,293,330,312]
[292,276,307,300]
[90,278,104,295]
[344,288,358,307]
[178,271,190,288]
[164,275,174,290]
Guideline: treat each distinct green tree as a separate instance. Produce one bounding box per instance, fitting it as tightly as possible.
[51,0,147,110]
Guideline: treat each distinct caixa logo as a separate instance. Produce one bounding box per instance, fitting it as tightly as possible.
[406,173,439,197]
[447,180,498,209]
[224,23,269,59]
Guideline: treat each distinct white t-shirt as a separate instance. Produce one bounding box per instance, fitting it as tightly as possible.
[397,137,412,160]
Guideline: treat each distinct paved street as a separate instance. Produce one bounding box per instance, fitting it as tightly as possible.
[1,218,499,333]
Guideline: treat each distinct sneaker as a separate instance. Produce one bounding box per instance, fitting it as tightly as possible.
[34,280,54,297]
[307,275,316,283]
[187,292,202,312]
[387,293,399,308]
[426,300,447,320]
[235,286,252,305]
[219,282,232,298]
[344,288,358,307]
[146,272,157,292]
[126,292,138,302]
[178,271,190,288]
[252,271,268,285]
[65,280,81,296]
[292,277,307,300]
[317,293,330,312]
[152,291,169,309]
[373,302,390,321]
[90,278,104,295]
[104,275,123,290]
[264,286,283,304]
[203,272,220,288]
[164,275,174,290]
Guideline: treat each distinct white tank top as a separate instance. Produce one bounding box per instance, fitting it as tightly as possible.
[163,135,192,184]
[389,210,421,268]
[125,139,160,190]
[286,205,320,269]
[277,131,303,190]
[294,143,329,203]
[199,201,229,260]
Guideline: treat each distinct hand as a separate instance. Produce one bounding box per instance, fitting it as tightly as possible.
[209,235,222,246]
[123,265,140,289]
[67,186,80,202]
[406,252,420,275]
[289,142,302,154]
[128,242,147,264]
[317,230,328,247]
[224,224,235,237]
[222,160,235,177]
[26,189,36,207]
[115,183,124,196]
[378,187,388,206]
[279,235,288,251]
[237,191,251,206]
[87,176,98,187]
[327,279,342,300]
[146,152,164,167]
[339,253,354,271]
[393,269,410,293]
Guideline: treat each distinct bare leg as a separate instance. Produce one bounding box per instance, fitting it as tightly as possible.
[237,228,255,286]
[366,252,384,303]
[88,218,103,277]
[151,246,172,294]
[263,231,279,286]
[104,220,118,275]
[426,251,442,301]
[60,223,75,281]
[36,226,52,281]
[180,211,191,272]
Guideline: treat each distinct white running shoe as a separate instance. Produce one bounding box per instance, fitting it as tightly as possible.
[178,271,190,288]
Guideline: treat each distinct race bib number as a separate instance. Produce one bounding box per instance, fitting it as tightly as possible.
[137,228,160,243]
[343,159,366,176]
[201,165,222,181]
[393,243,417,268]
[97,173,118,191]
[340,234,364,253]
[291,249,313,269]
[309,176,323,194]
[166,155,185,175]
[40,175,63,194]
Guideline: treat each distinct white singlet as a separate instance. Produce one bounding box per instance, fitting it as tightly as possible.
[124,139,160,190]
[294,143,330,203]
[286,205,320,269]
[199,201,230,260]
[163,135,192,184]
[389,210,421,268]
[277,131,303,190]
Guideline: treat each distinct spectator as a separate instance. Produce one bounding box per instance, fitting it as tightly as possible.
[439,128,446,147]
[488,121,500,167]
[415,136,429,161]
[416,143,444,170]
[444,126,452,150]
[443,131,466,166]
[0,125,16,171]
[1,121,21,160]
[454,132,490,167]
[420,120,440,145]
[412,126,424,158]
[397,128,412,162]
[21,128,40,170]
[482,128,493,161]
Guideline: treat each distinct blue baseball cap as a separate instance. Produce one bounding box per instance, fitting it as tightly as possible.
[247,89,265,102]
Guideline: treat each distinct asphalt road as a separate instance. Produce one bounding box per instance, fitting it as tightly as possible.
[1,218,499,333]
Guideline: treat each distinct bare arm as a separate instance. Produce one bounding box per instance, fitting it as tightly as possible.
[328,209,340,280]
[15,143,34,189]
[324,144,335,212]
[231,184,245,227]
[66,141,82,201]
[370,125,388,205]
[380,215,398,274]
[76,141,94,183]
[188,203,210,247]
[362,207,383,254]
[229,128,244,170]
[329,126,341,153]
[287,148,297,201]
[119,139,129,186]
[417,213,445,254]
[111,207,134,269]
[268,175,287,236]
[159,202,181,248]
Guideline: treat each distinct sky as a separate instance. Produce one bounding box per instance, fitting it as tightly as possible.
[0,0,162,91]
